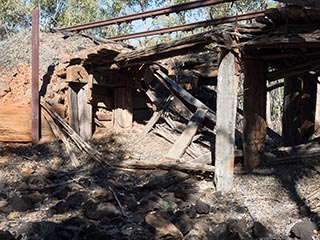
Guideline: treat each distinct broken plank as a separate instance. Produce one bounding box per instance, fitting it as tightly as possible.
[153,124,200,158]
[167,108,207,160]
[155,70,217,123]
[142,95,173,136]
[42,109,80,167]
[41,98,105,164]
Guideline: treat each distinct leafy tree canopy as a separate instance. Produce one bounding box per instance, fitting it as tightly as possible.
[0,0,278,43]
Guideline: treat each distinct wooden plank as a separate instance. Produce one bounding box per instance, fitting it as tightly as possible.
[42,110,80,167]
[41,98,105,164]
[78,82,93,141]
[315,77,320,136]
[214,50,238,192]
[113,158,215,173]
[32,9,40,144]
[67,83,80,134]
[167,108,207,159]
[155,70,217,123]
[243,58,267,171]
[0,104,32,142]
[114,85,133,128]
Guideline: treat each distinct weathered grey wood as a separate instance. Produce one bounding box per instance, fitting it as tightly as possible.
[78,82,93,141]
[67,83,80,134]
[142,95,173,136]
[42,110,80,167]
[167,108,207,160]
[155,70,217,123]
[214,50,238,192]
[243,58,267,171]
[113,158,215,173]
[153,124,200,158]
[315,77,320,136]
[114,85,133,128]
[41,98,105,164]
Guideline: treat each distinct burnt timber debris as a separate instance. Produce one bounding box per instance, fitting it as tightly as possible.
[1,0,320,194]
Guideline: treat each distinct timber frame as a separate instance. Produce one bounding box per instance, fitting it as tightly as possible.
[28,2,320,192]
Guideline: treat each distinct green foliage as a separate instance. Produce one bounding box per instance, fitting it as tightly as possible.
[0,0,31,38]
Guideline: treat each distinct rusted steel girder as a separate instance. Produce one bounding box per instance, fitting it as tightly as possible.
[108,11,265,41]
[59,0,234,32]
[32,8,40,144]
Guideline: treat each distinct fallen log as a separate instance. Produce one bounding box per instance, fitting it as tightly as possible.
[112,158,215,173]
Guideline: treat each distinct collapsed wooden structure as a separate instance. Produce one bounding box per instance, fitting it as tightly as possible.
[38,4,316,192]
[2,1,320,192]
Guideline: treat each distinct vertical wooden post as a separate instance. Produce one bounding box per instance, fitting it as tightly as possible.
[315,76,320,136]
[282,76,301,146]
[215,50,238,192]
[283,73,317,145]
[114,84,133,128]
[67,83,80,134]
[243,58,267,171]
[78,81,93,141]
[31,9,40,144]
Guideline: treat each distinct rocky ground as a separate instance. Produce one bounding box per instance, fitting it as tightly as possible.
[0,126,319,239]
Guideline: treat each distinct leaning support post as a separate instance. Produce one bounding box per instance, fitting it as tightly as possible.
[243,58,267,171]
[315,76,320,136]
[32,8,40,144]
[214,49,239,192]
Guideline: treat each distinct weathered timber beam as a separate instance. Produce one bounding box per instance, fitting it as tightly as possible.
[155,70,217,123]
[167,108,207,160]
[113,31,223,67]
[243,58,267,171]
[113,159,215,173]
[274,0,320,9]
[267,81,284,91]
[215,50,238,192]
[315,77,320,136]
[267,59,320,82]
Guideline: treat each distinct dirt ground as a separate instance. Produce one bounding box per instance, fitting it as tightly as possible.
[0,125,319,239]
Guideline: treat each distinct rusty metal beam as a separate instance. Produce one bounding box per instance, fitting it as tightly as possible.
[108,11,265,41]
[32,9,40,144]
[59,0,234,32]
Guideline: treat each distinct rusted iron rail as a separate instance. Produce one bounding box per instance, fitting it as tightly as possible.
[59,0,234,32]
[108,11,265,41]
[32,8,40,144]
